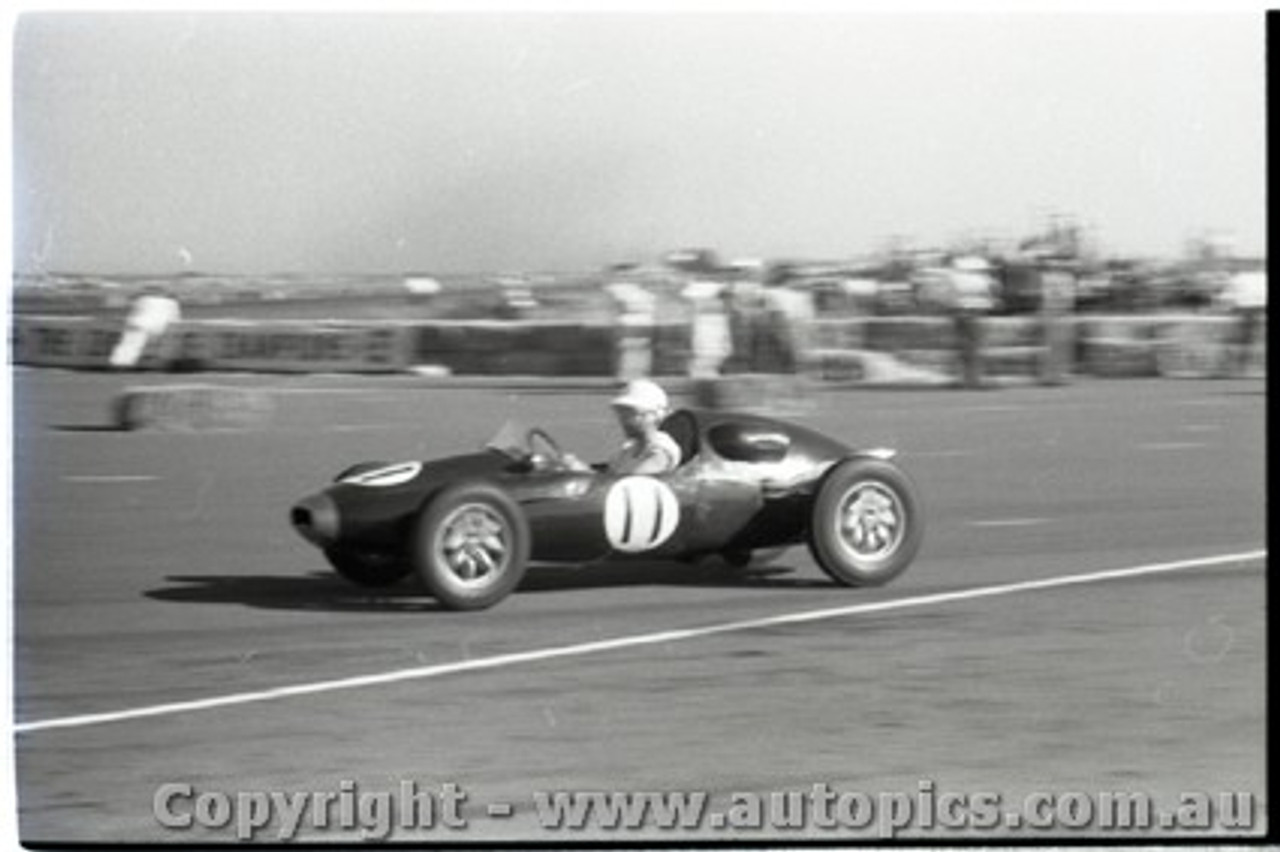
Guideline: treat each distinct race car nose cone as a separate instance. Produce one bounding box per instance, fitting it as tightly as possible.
[291,493,340,546]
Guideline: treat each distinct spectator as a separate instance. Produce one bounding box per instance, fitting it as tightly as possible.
[947,256,996,388]
[605,278,657,380]
[761,264,816,375]
[681,277,732,379]
[722,260,767,373]
[110,286,181,370]
[1219,270,1267,376]
[1038,261,1077,386]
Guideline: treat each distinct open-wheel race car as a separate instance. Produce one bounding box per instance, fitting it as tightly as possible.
[290,409,924,610]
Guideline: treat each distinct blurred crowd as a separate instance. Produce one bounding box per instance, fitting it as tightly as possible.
[600,239,1267,385]
[605,252,817,380]
[19,220,1265,383]
[799,252,1267,318]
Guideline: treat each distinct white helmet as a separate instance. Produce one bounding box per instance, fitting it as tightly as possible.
[611,378,669,414]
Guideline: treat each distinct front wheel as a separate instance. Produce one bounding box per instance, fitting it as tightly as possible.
[808,458,923,586]
[324,546,412,588]
[411,482,531,611]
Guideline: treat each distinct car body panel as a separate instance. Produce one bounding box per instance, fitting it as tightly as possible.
[292,408,865,566]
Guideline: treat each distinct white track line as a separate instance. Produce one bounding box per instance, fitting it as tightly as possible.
[319,424,404,433]
[61,475,159,484]
[968,518,1048,528]
[14,549,1265,735]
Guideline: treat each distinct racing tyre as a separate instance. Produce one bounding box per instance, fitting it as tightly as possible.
[412,482,531,611]
[808,458,923,586]
[324,546,412,588]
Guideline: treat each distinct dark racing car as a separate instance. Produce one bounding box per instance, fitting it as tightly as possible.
[290,409,924,610]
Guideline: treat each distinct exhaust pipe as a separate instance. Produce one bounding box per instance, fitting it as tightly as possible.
[290,493,340,546]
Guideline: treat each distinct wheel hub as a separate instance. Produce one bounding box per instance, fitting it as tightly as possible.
[435,504,509,586]
[838,482,904,560]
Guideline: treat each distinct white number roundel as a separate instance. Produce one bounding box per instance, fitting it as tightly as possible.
[604,476,681,552]
[342,462,422,487]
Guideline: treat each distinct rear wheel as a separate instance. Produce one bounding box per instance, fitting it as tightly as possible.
[808,458,923,586]
[324,546,412,588]
[412,482,530,611]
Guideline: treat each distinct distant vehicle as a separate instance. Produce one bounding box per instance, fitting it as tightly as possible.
[291,409,925,610]
[403,277,442,299]
[873,279,917,315]
[663,248,723,275]
[493,277,538,319]
[796,276,880,315]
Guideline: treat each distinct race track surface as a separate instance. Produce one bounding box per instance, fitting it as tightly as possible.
[11,370,1267,842]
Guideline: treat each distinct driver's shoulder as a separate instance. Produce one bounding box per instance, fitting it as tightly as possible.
[653,430,681,454]
[650,430,683,467]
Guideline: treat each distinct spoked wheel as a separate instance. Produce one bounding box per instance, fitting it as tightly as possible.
[808,458,923,586]
[412,482,530,610]
[324,546,412,588]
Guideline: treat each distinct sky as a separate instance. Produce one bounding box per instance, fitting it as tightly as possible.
[10,11,1267,275]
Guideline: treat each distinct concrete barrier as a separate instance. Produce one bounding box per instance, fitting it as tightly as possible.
[982,345,1045,378]
[1147,314,1267,378]
[1073,314,1265,379]
[809,349,952,386]
[12,317,414,373]
[892,348,957,376]
[113,384,274,431]
[170,321,411,372]
[810,318,868,351]
[984,317,1048,348]
[411,321,616,376]
[811,349,868,383]
[14,312,1262,383]
[651,323,694,377]
[1152,317,1228,378]
[1080,339,1159,378]
[11,316,155,369]
[863,317,956,351]
[813,316,1049,377]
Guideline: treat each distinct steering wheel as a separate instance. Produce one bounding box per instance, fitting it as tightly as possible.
[526,427,567,468]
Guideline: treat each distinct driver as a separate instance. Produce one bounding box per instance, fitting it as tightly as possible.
[562,378,682,475]
[605,379,682,475]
